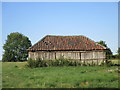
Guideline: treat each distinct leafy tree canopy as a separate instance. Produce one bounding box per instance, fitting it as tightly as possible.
[96,40,107,48]
[96,40,113,59]
[2,32,32,62]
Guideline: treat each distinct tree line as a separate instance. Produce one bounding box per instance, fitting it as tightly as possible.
[2,32,120,62]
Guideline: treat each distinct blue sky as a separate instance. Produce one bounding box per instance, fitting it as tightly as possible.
[1,2,118,59]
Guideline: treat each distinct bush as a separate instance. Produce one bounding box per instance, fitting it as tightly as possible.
[27,58,110,68]
[100,60,112,67]
[105,60,112,67]
[27,58,83,68]
[27,58,49,68]
[27,58,37,68]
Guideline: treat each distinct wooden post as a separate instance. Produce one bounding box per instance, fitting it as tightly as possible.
[92,59,93,66]
[97,59,98,65]
[79,52,81,61]
[55,52,56,60]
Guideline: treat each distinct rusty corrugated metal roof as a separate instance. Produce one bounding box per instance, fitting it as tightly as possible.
[28,35,107,51]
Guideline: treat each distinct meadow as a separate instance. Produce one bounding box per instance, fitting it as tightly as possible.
[2,61,119,88]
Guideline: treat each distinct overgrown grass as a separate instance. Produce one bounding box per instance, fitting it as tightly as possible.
[27,58,111,68]
[2,62,119,88]
[110,59,120,65]
[27,58,83,68]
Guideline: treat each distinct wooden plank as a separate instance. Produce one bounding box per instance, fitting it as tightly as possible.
[55,52,56,59]
[79,52,81,61]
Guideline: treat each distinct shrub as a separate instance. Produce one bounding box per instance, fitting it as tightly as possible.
[27,58,110,68]
[100,60,112,67]
[27,58,82,68]
[37,58,48,67]
[52,58,71,66]
[105,60,112,67]
[27,58,38,68]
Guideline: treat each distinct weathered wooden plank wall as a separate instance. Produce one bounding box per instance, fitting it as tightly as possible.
[29,50,106,65]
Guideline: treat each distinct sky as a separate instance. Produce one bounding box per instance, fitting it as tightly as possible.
[1,2,118,60]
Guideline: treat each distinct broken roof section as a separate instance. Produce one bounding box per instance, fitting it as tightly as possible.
[28,35,107,51]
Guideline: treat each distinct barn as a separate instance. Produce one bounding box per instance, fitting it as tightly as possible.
[28,35,110,65]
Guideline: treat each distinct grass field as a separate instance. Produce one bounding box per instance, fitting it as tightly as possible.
[110,59,120,65]
[2,62,119,88]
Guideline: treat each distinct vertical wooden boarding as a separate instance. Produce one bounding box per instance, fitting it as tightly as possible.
[96,59,98,65]
[79,52,81,61]
[48,52,50,60]
[84,52,86,64]
[55,52,56,60]
[92,59,93,65]
[92,52,93,65]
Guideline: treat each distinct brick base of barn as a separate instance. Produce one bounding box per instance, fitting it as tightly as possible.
[28,50,107,65]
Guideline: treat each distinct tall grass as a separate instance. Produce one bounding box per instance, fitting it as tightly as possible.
[2,62,119,88]
[27,58,112,68]
[27,58,83,68]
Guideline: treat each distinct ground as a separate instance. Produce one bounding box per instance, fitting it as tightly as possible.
[2,61,119,88]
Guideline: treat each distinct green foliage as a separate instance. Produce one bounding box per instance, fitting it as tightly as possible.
[110,59,119,66]
[105,60,112,67]
[27,58,112,68]
[27,58,48,68]
[27,58,83,68]
[110,48,120,59]
[109,54,120,60]
[96,40,113,59]
[2,32,32,62]
[96,40,107,48]
[2,62,118,88]
[100,60,112,67]
[27,58,36,68]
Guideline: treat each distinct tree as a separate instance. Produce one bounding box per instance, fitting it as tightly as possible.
[96,40,107,48]
[2,32,32,62]
[96,40,112,59]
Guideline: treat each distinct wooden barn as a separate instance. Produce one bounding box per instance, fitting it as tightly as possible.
[28,35,110,65]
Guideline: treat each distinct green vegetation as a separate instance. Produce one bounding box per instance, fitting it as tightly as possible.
[27,58,118,68]
[27,58,83,68]
[96,40,108,48]
[2,62,119,88]
[110,59,120,65]
[116,47,120,59]
[107,48,120,60]
[2,32,31,62]
[96,40,113,59]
